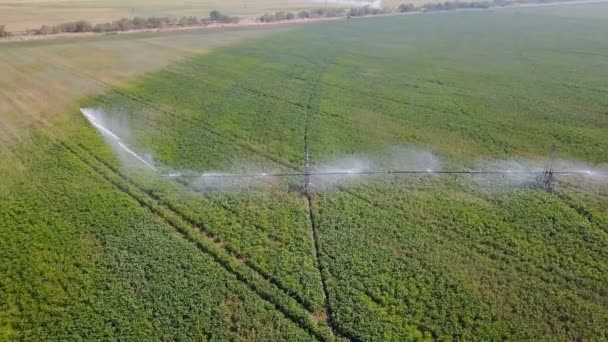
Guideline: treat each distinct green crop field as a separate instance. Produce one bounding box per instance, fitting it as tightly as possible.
[2,3,608,341]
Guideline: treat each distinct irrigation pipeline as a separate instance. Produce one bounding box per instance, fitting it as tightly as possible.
[165,170,600,178]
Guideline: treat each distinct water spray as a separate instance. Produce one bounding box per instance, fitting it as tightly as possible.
[165,169,601,178]
[81,109,121,141]
[117,141,157,171]
[80,108,605,186]
[81,108,157,172]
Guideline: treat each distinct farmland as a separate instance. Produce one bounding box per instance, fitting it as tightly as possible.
[2,2,608,341]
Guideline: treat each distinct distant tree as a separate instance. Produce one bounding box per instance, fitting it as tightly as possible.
[115,18,133,31]
[348,6,381,17]
[0,25,9,38]
[209,10,224,21]
[209,10,238,23]
[297,10,310,19]
[147,17,165,28]
[74,20,93,32]
[36,25,53,35]
[274,11,287,21]
[132,16,149,29]
[259,13,276,23]
[179,16,201,26]
[398,3,417,12]
[286,12,295,20]
[311,8,325,16]
[93,22,117,32]
[57,20,92,33]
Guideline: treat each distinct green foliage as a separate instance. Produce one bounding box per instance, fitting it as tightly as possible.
[209,10,239,24]
[82,10,608,339]
[298,10,311,19]
[0,132,316,340]
[3,6,608,341]
[310,7,346,17]
[420,0,493,11]
[259,11,302,22]
[348,6,382,17]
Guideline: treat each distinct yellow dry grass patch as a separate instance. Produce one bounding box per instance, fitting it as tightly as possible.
[0,24,287,177]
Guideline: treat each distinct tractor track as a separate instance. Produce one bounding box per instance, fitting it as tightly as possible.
[301,63,352,341]
[169,60,458,121]
[168,176,320,313]
[0,78,330,330]
[165,62,541,145]
[61,141,335,341]
[166,55,466,116]
[12,89,341,339]
[554,190,608,236]
[75,143,318,313]
[7,53,337,335]
[167,67,351,126]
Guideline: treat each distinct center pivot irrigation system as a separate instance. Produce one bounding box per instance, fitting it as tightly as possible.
[166,170,594,178]
[165,147,602,192]
[80,109,602,192]
[166,169,596,191]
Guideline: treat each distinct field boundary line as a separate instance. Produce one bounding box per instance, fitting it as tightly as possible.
[300,64,357,341]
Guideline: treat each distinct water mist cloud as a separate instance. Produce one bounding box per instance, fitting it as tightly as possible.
[80,108,157,171]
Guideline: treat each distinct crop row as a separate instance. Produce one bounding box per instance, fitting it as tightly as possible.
[60,142,337,341]
[341,184,608,305]
[313,186,608,340]
[16,101,325,335]
[13,97,338,339]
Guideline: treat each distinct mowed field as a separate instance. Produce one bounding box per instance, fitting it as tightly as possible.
[2,3,608,341]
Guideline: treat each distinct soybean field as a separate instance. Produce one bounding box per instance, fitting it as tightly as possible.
[2,3,608,341]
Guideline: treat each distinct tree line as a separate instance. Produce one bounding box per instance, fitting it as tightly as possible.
[257,0,569,21]
[258,8,347,23]
[256,0,512,22]
[11,11,239,36]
